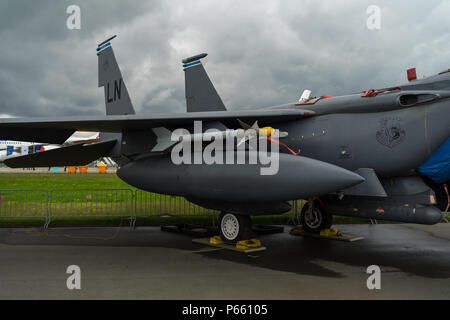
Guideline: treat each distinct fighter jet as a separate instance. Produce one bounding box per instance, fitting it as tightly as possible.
[0,36,448,243]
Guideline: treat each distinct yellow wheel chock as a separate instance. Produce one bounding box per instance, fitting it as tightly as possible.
[291,225,305,233]
[209,236,262,249]
[209,235,224,245]
[291,226,340,237]
[196,236,266,253]
[236,239,262,250]
[319,227,340,237]
[290,225,363,242]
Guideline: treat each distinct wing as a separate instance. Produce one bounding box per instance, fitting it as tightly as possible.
[0,108,314,144]
[4,140,117,168]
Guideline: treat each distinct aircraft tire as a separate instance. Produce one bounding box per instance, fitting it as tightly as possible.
[300,201,333,233]
[219,212,252,243]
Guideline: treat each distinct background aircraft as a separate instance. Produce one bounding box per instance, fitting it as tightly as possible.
[0,132,99,163]
[0,36,448,243]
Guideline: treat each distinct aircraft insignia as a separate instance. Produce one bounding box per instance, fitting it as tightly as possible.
[376,117,406,148]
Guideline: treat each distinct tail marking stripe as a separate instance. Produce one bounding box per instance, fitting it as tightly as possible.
[96,42,111,52]
[183,60,202,69]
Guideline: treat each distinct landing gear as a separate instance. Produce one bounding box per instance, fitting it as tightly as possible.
[300,199,332,233]
[218,212,252,243]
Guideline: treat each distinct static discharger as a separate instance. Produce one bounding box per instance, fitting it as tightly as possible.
[182,53,208,64]
[97,35,117,47]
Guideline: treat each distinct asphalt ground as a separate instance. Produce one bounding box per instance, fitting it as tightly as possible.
[0,223,449,299]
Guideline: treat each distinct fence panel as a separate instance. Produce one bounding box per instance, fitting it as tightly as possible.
[0,189,307,224]
[0,189,48,219]
[49,189,134,218]
[134,190,219,217]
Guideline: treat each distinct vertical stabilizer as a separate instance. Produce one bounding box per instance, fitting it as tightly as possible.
[97,36,135,115]
[183,53,226,112]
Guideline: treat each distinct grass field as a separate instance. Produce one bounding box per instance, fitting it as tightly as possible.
[0,172,130,190]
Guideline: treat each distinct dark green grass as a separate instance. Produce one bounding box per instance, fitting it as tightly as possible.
[0,172,130,190]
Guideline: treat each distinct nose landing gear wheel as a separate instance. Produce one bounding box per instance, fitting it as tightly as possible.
[300,200,332,233]
[219,212,252,243]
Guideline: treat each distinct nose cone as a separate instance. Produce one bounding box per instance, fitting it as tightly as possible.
[281,155,365,199]
[331,166,366,189]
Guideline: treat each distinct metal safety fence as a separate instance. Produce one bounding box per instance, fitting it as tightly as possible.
[49,189,134,218]
[0,189,48,219]
[5,189,447,227]
[0,188,306,228]
[134,190,219,217]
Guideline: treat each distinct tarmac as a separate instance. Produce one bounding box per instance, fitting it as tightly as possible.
[0,223,449,299]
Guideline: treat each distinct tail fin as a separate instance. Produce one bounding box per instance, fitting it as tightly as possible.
[97,36,135,115]
[183,53,226,112]
[96,36,131,166]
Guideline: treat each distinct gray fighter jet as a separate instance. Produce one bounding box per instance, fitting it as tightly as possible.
[1,36,449,242]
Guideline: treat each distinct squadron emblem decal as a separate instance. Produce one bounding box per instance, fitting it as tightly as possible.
[376,117,406,148]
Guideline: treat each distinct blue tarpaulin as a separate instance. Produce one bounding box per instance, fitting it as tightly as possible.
[419,138,450,183]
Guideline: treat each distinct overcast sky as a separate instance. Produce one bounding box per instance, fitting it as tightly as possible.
[0,0,449,118]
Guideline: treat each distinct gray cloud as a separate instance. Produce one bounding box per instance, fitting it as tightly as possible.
[0,0,449,118]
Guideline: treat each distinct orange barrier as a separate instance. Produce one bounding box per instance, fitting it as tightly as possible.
[97,164,107,173]
[67,166,77,173]
[78,166,88,173]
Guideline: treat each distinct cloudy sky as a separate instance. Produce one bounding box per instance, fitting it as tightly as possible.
[0,0,449,118]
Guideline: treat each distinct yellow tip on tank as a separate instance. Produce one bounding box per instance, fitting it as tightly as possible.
[259,127,275,136]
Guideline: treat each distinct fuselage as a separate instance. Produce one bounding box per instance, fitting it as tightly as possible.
[271,70,450,178]
[0,140,38,150]
[277,95,449,177]
[0,140,43,162]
